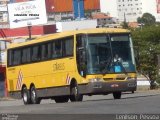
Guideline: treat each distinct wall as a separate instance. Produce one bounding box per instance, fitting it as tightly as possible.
[46,0,73,13]
[46,0,100,13]
[56,19,97,32]
[0,66,5,97]
[84,0,100,10]
[0,25,56,38]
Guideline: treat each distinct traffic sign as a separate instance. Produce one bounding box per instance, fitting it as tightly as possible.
[8,0,47,28]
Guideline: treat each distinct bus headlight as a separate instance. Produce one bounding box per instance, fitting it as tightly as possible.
[89,78,103,82]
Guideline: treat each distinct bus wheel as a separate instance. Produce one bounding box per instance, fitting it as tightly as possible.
[22,87,31,105]
[30,86,41,104]
[70,82,83,102]
[54,96,69,103]
[113,92,121,99]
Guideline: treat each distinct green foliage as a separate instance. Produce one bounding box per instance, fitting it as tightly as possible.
[156,75,160,84]
[137,13,156,26]
[132,25,160,81]
[121,21,129,29]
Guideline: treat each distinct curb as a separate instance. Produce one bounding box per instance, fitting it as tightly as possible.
[137,86,150,91]
[136,89,160,93]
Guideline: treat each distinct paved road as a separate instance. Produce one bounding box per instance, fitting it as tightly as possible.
[0,91,160,120]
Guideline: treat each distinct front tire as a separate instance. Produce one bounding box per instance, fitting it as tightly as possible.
[70,82,83,102]
[113,92,121,99]
[22,87,31,105]
[30,86,41,104]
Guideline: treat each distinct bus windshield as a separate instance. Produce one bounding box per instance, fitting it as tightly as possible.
[86,34,136,74]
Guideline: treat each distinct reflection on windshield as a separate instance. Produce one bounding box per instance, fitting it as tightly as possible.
[87,34,136,74]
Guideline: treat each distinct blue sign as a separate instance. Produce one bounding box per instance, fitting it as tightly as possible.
[73,0,84,19]
[114,65,121,73]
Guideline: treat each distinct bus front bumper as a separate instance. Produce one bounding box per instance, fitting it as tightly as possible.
[82,80,137,95]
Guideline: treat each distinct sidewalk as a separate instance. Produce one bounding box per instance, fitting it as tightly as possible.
[0,97,15,101]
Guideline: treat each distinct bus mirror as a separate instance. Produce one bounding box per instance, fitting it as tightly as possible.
[80,70,86,77]
[83,70,87,77]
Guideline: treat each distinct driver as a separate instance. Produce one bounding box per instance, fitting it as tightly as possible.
[114,54,122,63]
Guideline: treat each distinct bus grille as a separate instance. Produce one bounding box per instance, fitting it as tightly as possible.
[103,78,113,81]
[103,78,126,81]
[116,78,126,80]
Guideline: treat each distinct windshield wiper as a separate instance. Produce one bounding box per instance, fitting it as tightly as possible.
[99,57,112,75]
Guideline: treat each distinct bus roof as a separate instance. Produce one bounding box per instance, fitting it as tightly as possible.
[8,28,130,49]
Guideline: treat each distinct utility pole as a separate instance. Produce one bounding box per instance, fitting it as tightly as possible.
[123,12,128,29]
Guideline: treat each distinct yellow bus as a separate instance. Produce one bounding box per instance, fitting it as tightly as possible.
[6,28,137,104]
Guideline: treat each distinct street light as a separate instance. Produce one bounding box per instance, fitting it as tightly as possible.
[27,21,32,40]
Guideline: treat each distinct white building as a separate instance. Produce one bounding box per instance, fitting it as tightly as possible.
[100,0,160,22]
[0,0,9,23]
[0,6,8,22]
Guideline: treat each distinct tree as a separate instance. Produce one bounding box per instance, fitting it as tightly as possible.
[132,25,160,87]
[122,21,129,29]
[137,13,156,26]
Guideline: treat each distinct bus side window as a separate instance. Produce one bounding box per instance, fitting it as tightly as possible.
[52,42,56,59]
[22,48,31,64]
[26,48,31,63]
[42,43,52,60]
[55,40,62,58]
[41,44,47,60]
[47,43,52,59]
[63,37,73,57]
[32,45,41,62]
[13,49,21,65]
[8,50,13,66]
